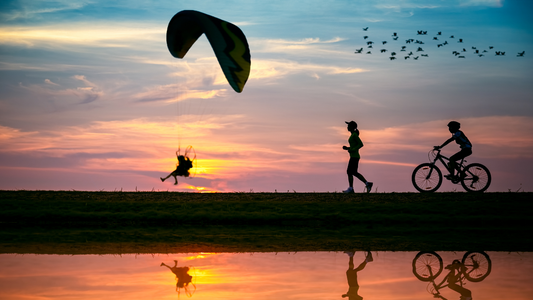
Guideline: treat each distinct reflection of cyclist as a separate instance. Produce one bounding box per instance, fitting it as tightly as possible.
[434,121,472,180]
[439,259,472,300]
[160,260,193,291]
[342,251,373,300]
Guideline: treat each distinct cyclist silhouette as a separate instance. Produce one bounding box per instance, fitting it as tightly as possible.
[412,251,490,300]
[440,260,472,300]
[434,121,472,181]
[342,251,373,300]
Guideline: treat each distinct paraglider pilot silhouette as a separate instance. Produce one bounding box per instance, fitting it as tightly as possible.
[342,251,373,300]
[434,121,472,181]
[161,148,194,185]
[343,121,373,193]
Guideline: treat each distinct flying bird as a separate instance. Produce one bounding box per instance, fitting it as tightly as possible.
[489,46,494,49]
[380,49,388,53]
[458,56,465,58]
[393,36,399,40]
[450,35,455,38]
[389,56,396,60]
[366,51,372,54]
[391,52,397,56]
[417,47,424,52]
[367,41,374,45]
[355,48,363,53]
[404,56,410,59]
[517,51,525,57]
[382,41,387,45]
[437,31,442,35]
[363,27,369,31]
[458,39,463,43]
[421,54,429,57]
[413,56,419,60]
[364,36,369,39]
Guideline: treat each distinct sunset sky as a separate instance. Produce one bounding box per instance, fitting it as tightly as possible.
[1,0,532,192]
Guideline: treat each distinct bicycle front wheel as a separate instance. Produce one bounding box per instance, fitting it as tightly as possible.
[412,251,443,281]
[462,251,492,282]
[461,163,491,193]
[412,163,442,193]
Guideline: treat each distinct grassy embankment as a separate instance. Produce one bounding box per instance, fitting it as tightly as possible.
[1,190,532,253]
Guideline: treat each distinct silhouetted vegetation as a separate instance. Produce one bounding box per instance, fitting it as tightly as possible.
[1,191,532,253]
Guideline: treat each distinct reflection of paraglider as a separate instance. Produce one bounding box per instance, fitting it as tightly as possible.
[161,260,197,297]
[160,146,196,186]
[166,10,251,93]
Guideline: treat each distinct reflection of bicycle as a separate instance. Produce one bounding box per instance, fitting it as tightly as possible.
[412,148,491,193]
[412,251,492,299]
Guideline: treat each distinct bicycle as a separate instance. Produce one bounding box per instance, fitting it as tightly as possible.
[412,148,491,193]
[412,251,492,299]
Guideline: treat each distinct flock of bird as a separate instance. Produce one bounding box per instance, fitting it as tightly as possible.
[355,27,525,61]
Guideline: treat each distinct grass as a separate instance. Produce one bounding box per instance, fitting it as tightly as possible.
[1,190,532,253]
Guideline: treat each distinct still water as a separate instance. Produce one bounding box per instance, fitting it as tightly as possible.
[0,251,531,299]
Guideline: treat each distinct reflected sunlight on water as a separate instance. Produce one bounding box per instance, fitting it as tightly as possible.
[0,251,532,299]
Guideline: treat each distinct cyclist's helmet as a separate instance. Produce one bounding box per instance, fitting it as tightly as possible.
[447,121,460,130]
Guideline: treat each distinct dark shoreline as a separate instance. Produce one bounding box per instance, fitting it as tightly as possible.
[1,190,532,253]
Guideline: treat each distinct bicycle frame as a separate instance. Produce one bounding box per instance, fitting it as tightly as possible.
[426,272,466,300]
[428,149,466,176]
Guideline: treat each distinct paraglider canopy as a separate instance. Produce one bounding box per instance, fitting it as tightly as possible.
[166,10,251,93]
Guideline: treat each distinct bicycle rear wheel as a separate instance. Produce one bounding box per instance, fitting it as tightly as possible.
[461,163,491,192]
[412,251,443,281]
[462,251,492,282]
[412,163,442,193]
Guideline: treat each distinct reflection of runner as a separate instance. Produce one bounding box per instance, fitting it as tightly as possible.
[342,251,373,300]
[440,260,472,300]
[160,260,194,292]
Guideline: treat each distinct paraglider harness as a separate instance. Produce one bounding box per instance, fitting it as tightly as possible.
[173,155,193,177]
[172,146,195,177]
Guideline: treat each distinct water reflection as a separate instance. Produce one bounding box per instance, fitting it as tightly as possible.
[413,251,492,300]
[160,260,196,297]
[0,251,531,299]
[342,251,373,300]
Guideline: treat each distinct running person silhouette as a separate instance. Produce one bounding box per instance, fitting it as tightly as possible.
[343,121,373,193]
[434,121,472,181]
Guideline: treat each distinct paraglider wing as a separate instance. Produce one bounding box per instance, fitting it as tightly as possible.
[166,10,251,93]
